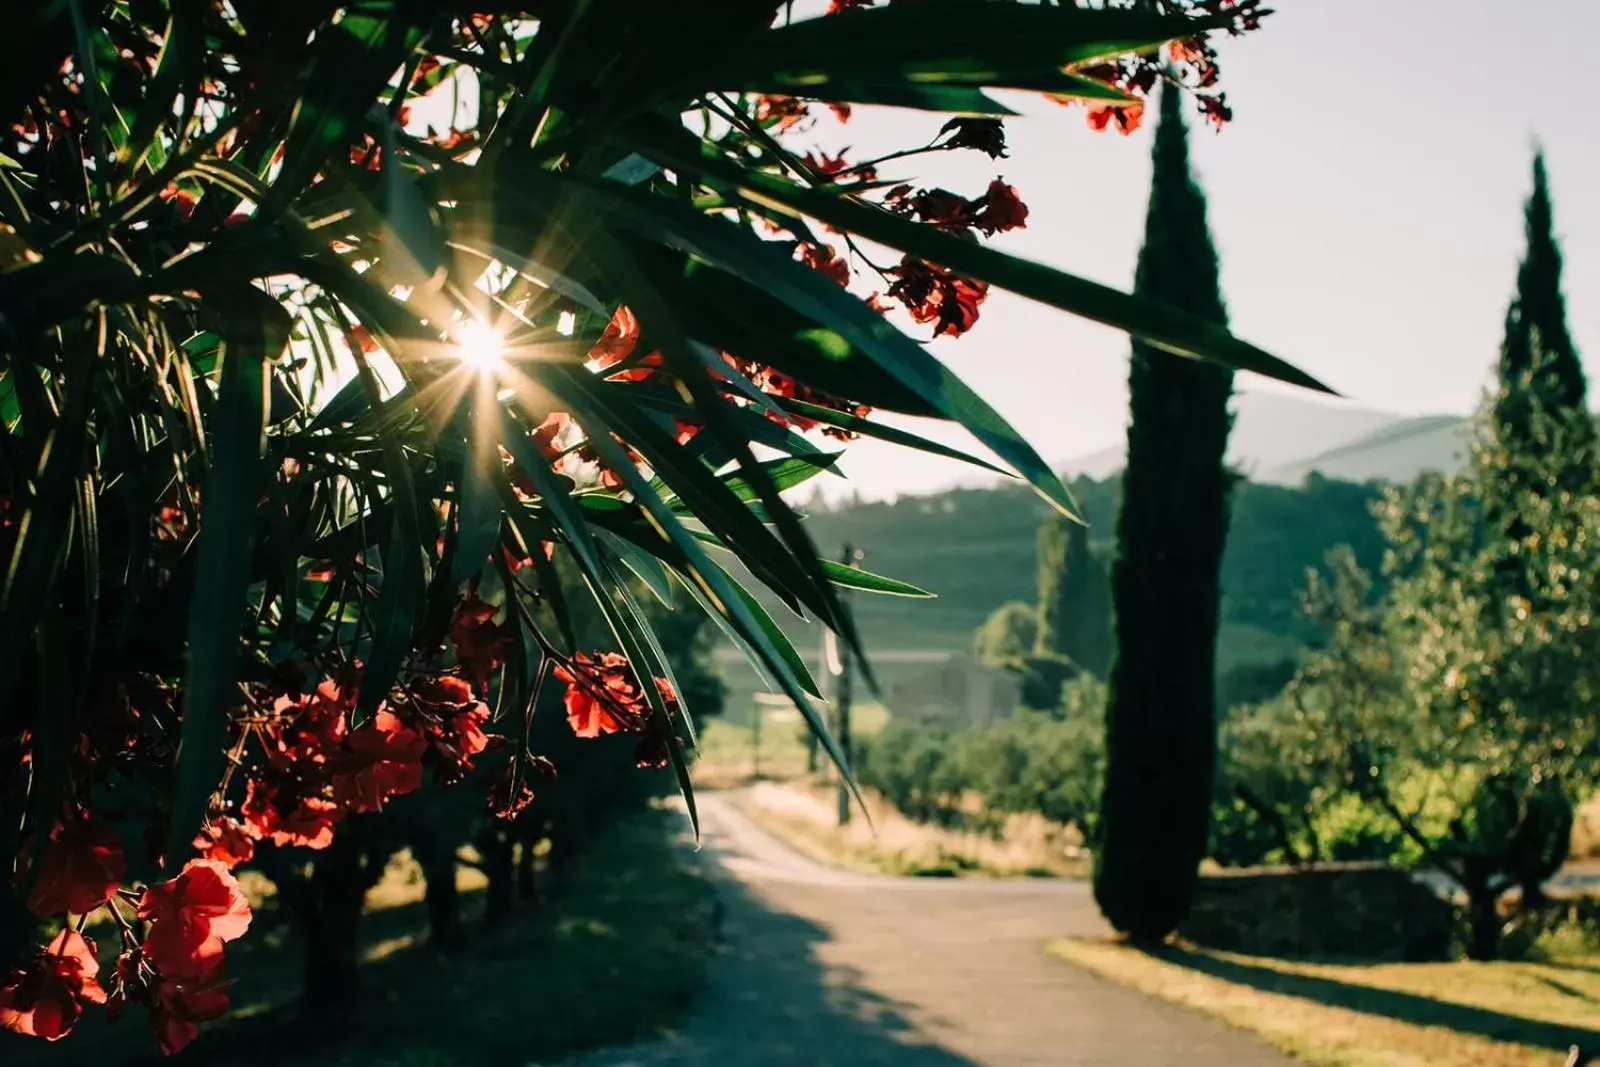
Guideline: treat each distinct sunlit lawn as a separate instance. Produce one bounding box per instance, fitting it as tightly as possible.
[1050,937,1600,1067]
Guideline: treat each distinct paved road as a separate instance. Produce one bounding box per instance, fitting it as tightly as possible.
[563,792,1293,1067]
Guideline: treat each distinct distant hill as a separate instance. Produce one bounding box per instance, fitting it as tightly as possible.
[1061,392,1463,486]
[771,473,1388,678]
[1262,414,1471,485]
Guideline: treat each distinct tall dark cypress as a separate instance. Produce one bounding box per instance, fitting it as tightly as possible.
[1035,514,1112,679]
[1494,152,1586,434]
[1093,86,1235,941]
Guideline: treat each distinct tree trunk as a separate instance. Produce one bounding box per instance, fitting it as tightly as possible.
[303,833,369,1007]
[1465,885,1503,961]
[477,826,515,924]
[412,825,462,951]
[516,837,538,903]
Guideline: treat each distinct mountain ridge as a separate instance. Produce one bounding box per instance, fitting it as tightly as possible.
[1059,391,1467,486]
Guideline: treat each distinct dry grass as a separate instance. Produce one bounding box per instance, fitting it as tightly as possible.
[1049,938,1600,1067]
[732,779,1086,878]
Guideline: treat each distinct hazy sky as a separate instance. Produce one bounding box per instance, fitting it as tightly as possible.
[797,0,1600,500]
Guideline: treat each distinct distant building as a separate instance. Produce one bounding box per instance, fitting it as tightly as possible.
[887,653,1021,729]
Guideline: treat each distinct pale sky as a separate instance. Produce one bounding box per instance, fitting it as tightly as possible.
[796,0,1600,500]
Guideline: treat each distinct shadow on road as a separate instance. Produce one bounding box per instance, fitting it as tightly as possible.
[1144,944,1600,1054]
[611,868,980,1066]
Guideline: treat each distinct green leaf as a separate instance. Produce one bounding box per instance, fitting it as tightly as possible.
[697,2,1225,96]
[596,528,675,609]
[554,167,1083,519]
[169,291,285,870]
[714,452,841,504]
[452,424,503,588]
[732,73,1135,114]
[540,377,860,804]
[773,398,1012,477]
[631,122,1332,395]
[595,543,698,749]
[691,559,824,701]
[354,356,432,722]
[773,83,1016,115]
[686,527,931,599]
[0,370,20,431]
[545,363,819,619]
[116,0,203,176]
[822,559,933,599]
[623,381,832,464]
[0,350,95,690]
[22,613,73,898]
[379,120,447,292]
[270,3,426,207]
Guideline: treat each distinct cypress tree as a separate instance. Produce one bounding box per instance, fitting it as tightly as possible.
[1035,514,1112,679]
[1494,152,1586,437]
[1093,86,1235,941]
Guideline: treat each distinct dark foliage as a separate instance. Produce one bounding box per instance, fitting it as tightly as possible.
[1095,85,1235,941]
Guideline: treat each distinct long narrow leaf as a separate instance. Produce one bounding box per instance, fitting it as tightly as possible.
[169,292,283,869]
[554,168,1083,519]
[541,378,861,805]
[625,120,1333,394]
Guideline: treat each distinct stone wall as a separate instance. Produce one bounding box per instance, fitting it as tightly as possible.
[1179,862,1455,961]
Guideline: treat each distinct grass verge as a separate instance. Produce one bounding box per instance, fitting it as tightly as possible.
[732,780,1085,879]
[1048,937,1600,1067]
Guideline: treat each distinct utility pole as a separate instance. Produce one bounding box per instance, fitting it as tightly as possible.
[835,542,861,827]
[752,695,762,781]
[807,622,826,775]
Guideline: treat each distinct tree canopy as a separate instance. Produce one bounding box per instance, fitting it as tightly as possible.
[0,0,1300,1052]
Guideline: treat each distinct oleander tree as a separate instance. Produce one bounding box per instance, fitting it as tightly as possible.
[0,0,1314,1052]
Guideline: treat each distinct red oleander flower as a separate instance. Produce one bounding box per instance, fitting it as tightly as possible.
[1196,92,1233,130]
[554,652,651,738]
[241,780,339,851]
[633,720,676,771]
[803,150,875,183]
[333,711,428,813]
[0,931,106,1041]
[488,756,553,822]
[157,182,198,221]
[24,816,127,917]
[349,325,381,354]
[937,117,1008,158]
[799,242,850,287]
[885,257,989,338]
[558,679,627,739]
[1086,104,1144,135]
[587,305,639,369]
[754,94,809,131]
[136,860,252,981]
[971,179,1029,236]
[450,591,508,693]
[147,963,232,1056]
[193,817,255,870]
[262,680,350,773]
[411,675,491,781]
[530,411,571,460]
[887,186,973,231]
